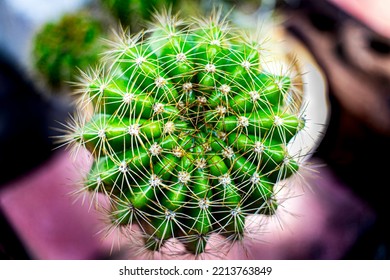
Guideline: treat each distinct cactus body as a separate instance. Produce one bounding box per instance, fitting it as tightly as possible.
[68,11,305,256]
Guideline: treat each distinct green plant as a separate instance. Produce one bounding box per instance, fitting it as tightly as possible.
[32,10,105,89]
[100,0,179,31]
[64,9,306,257]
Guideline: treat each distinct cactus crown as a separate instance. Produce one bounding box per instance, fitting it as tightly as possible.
[64,9,306,257]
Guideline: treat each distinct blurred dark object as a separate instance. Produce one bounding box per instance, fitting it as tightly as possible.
[0,54,47,259]
[279,0,390,135]
[0,52,73,259]
[0,54,71,187]
[277,0,390,259]
[0,208,30,259]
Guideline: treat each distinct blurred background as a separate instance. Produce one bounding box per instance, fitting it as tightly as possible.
[0,0,389,260]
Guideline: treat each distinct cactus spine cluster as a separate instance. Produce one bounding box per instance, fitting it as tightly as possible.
[66,10,305,257]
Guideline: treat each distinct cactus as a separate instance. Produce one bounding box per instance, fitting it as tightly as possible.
[100,0,179,31]
[64,10,306,257]
[32,10,106,89]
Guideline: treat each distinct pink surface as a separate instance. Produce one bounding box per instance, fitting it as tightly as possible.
[0,149,113,259]
[331,0,390,37]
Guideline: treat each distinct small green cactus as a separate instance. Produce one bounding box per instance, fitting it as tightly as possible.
[32,11,105,89]
[64,10,306,257]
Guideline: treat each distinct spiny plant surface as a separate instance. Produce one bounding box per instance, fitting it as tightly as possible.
[64,11,306,257]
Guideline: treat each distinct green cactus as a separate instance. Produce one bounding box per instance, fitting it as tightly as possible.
[65,10,306,257]
[32,10,106,89]
[100,0,179,31]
